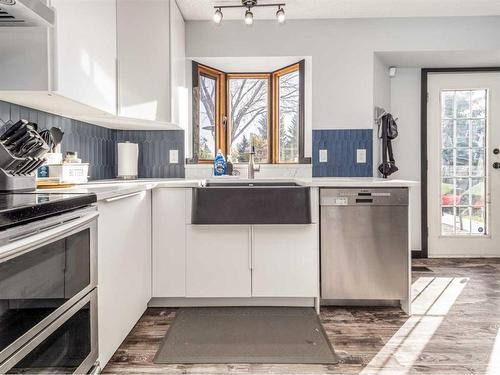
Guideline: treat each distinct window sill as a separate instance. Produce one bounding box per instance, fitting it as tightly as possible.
[185,158,312,166]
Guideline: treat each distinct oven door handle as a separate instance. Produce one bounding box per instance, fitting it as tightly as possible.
[0,211,99,263]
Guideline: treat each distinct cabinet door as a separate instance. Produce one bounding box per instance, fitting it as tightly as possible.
[252,225,318,297]
[97,190,151,367]
[186,225,251,298]
[116,0,170,122]
[152,188,187,297]
[52,0,117,114]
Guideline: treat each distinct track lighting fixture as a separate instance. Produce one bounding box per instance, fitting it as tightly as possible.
[213,1,286,25]
[213,8,223,24]
[244,8,254,25]
[276,6,285,24]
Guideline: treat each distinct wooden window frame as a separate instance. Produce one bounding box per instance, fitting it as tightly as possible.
[191,60,309,165]
[227,73,272,164]
[272,63,302,164]
[192,63,226,164]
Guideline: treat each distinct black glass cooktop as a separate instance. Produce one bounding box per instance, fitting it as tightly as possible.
[0,192,97,231]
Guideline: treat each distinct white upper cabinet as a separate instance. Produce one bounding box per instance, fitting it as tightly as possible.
[54,0,118,115]
[0,0,185,129]
[116,0,170,122]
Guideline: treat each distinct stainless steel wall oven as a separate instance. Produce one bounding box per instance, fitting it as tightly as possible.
[0,206,99,374]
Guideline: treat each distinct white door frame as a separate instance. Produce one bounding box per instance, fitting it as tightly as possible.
[421,68,500,258]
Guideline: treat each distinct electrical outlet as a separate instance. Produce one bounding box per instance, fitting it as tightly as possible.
[169,149,179,164]
[319,149,328,163]
[357,149,367,164]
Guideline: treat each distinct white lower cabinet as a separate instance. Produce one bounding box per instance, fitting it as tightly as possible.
[152,188,187,297]
[152,188,319,301]
[252,225,318,297]
[97,190,152,368]
[186,225,252,298]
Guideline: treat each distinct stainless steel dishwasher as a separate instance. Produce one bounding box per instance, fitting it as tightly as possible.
[320,188,409,308]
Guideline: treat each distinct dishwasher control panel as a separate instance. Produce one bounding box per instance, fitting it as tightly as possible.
[320,188,408,206]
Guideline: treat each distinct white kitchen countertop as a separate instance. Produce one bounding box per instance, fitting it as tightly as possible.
[37,177,419,201]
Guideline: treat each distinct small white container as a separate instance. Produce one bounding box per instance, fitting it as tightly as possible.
[48,163,89,184]
[44,152,63,165]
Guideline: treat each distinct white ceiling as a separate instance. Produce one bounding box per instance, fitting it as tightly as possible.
[177,0,500,20]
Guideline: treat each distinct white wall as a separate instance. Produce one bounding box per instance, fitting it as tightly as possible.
[390,68,422,250]
[186,16,500,131]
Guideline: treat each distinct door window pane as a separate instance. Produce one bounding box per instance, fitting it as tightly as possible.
[440,89,487,235]
[456,178,470,206]
[471,90,486,118]
[471,149,485,176]
[199,75,217,159]
[455,149,470,176]
[442,120,454,148]
[441,149,454,177]
[455,120,469,147]
[471,207,486,234]
[471,119,485,147]
[441,207,455,234]
[278,70,300,163]
[228,77,269,163]
[455,91,471,118]
[441,178,455,206]
[455,207,471,234]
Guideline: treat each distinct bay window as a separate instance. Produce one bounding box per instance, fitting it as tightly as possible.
[192,60,307,164]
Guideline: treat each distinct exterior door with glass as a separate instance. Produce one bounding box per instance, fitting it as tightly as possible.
[427,72,500,257]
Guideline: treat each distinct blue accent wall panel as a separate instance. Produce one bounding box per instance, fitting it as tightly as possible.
[0,100,185,180]
[312,129,373,177]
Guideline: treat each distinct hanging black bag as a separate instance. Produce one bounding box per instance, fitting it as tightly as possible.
[378,113,399,178]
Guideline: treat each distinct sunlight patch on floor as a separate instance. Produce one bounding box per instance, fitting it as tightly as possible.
[360,277,469,375]
[487,327,500,374]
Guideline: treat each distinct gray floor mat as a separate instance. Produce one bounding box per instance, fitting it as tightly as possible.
[154,307,338,364]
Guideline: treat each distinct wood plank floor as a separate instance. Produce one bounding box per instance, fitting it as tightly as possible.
[104,259,500,374]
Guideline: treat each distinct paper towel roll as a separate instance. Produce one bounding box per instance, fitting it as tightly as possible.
[117,142,138,179]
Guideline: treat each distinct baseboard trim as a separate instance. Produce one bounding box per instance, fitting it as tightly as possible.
[149,297,316,308]
[428,255,500,258]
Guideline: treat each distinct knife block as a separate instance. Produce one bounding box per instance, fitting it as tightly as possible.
[0,168,36,192]
[0,132,43,191]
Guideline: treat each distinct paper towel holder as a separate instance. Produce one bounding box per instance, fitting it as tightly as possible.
[117,141,139,180]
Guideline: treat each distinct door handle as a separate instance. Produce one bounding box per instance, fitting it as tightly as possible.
[493,162,500,170]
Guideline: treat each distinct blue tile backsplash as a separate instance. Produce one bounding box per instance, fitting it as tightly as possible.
[116,130,184,179]
[312,129,373,177]
[0,100,184,180]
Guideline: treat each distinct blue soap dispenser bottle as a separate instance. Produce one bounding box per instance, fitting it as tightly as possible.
[214,149,226,176]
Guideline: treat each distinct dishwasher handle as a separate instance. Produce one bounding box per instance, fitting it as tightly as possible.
[320,188,408,206]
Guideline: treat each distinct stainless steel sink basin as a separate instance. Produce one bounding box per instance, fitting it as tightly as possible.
[192,183,311,225]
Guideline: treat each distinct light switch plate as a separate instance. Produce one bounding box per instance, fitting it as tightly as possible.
[356,149,366,164]
[319,149,328,163]
[169,149,179,164]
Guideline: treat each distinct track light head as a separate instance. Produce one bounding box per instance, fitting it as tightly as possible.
[245,8,254,25]
[276,6,285,24]
[213,8,223,24]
